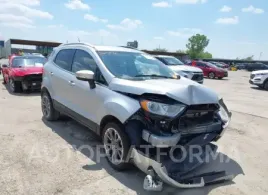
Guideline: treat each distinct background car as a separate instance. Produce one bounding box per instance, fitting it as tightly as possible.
[246,63,268,72]
[1,55,47,92]
[189,60,228,79]
[210,61,227,69]
[249,70,268,90]
[154,55,204,84]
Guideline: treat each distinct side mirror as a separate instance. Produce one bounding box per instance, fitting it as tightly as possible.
[76,70,96,89]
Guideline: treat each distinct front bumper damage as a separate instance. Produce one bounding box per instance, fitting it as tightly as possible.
[13,74,42,90]
[127,99,232,191]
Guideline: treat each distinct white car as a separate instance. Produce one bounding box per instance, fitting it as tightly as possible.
[249,70,268,90]
[154,55,204,84]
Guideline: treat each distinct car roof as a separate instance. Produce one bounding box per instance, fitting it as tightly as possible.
[94,45,142,53]
[154,55,175,58]
[58,43,143,53]
[12,55,45,59]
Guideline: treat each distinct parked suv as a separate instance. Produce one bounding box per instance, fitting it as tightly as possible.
[154,55,204,84]
[249,70,268,90]
[41,43,232,191]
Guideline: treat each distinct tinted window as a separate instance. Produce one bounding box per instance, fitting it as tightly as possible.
[197,62,206,67]
[72,50,97,73]
[54,49,75,71]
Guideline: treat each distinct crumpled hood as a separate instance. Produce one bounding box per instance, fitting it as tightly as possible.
[110,77,219,105]
[168,65,202,73]
[12,67,43,77]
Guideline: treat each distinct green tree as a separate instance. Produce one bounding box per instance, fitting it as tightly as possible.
[244,55,254,60]
[199,51,213,59]
[186,34,210,59]
[176,49,186,54]
[153,48,168,52]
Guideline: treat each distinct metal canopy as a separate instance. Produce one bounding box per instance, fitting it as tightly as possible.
[9,39,61,47]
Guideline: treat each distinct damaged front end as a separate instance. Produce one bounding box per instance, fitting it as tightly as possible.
[124,94,232,191]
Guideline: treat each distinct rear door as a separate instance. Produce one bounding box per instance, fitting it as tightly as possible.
[50,49,76,108]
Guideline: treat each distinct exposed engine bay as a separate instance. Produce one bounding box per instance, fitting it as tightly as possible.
[123,93,233,191]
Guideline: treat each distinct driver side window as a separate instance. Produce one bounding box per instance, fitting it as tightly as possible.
[71,50,97,73]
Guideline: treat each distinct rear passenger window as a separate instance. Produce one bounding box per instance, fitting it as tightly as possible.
[54,49,75,71]
[71,50,97,73]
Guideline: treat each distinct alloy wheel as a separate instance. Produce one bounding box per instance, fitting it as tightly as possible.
[9,79,15,92]
[103,128,124,165]
[42,95,51,118]
[209,72,215,79]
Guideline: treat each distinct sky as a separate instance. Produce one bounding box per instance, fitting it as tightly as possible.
[0,0,267,60]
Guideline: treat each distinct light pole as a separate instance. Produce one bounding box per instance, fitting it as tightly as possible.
[259,52,263,60]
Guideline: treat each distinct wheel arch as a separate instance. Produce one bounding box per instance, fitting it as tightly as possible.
[99,115,123,136]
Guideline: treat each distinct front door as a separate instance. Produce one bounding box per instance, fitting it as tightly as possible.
[67,49,102,128]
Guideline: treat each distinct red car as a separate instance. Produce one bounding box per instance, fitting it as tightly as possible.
[1,55,47,92]
[189,60,228,79]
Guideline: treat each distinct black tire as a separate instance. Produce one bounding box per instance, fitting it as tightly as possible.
[41,91,60,121]
[208,72,215,79]
[2,72,6,84]
[264,80,268,91]
[9,78,22,93]
[102,122,131,171]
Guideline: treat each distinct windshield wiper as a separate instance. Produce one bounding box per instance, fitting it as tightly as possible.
[134,74,175,79]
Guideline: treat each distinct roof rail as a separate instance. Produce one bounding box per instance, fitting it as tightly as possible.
[59,42,95,48]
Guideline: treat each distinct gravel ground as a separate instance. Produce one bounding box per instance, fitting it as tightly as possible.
[0,62,267,195]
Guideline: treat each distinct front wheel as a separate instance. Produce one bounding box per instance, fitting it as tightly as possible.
[208,72,215,79]
[41,91,60,121]
[102,122,131,171]
[9,78,21,93]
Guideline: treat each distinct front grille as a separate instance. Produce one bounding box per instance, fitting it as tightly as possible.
[191,73,203,81]
[172,104,220,135]
[23,74,43,82]
[250,74,255,79]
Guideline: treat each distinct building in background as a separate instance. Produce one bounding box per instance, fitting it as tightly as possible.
[1,39,61,58]
[127,40,138,49]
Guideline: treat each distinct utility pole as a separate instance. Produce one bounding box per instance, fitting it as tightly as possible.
[259,52,263,60]
[77,37,80,42]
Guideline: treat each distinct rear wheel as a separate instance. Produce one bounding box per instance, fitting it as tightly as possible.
[102,122,131,171]
[9,78,21,93]
[41,91,60,121]
[208,72,215,79]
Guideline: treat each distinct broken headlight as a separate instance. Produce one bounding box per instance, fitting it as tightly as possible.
[218,105,229,122]
[140,100,186,117]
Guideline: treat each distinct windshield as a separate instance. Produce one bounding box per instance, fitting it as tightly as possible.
[98,51,177,80]
[12,57,47,68]
[159,56,184,65]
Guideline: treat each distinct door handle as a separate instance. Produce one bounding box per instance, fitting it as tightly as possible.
[68,81,75,86]
[50,72,54,76]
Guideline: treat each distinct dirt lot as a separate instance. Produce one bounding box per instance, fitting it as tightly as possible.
[0,64,268,195]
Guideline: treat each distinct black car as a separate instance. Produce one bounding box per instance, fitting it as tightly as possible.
[246,63,268,71]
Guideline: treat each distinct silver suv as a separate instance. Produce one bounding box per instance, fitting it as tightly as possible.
[41,43,232,191]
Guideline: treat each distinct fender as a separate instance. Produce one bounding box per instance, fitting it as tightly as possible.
[96,95,140,124]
